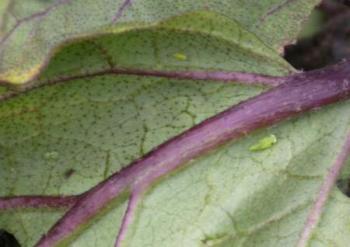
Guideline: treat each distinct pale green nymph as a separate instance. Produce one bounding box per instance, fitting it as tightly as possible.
[249,134,277,151]
[173,52,187,61]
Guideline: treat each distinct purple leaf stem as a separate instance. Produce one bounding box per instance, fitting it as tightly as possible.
[115,187,144,247]
[112,0,133,23]
[0,68,286,101]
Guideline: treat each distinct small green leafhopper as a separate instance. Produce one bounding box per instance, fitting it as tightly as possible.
[173,53,187,61]
[249,134,277,151]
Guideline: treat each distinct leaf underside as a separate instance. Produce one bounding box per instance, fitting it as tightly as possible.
[1,1,350,247]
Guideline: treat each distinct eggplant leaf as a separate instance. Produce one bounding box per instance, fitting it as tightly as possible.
[2,1,350,247]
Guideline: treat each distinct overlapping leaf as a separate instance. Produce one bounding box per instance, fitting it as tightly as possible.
[0,0,317,84]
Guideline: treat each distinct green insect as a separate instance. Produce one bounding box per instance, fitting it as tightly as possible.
[173,52,187,61]
[249,134,277,151]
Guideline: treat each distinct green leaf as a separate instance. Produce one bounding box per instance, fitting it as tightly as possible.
[3,1,350,247]
[0,0,317,84]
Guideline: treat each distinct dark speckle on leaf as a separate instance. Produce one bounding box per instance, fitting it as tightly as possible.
[64,168,76,179]
[336,178,350,197]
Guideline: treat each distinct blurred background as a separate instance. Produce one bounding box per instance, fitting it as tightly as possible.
[284,0,350,70]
